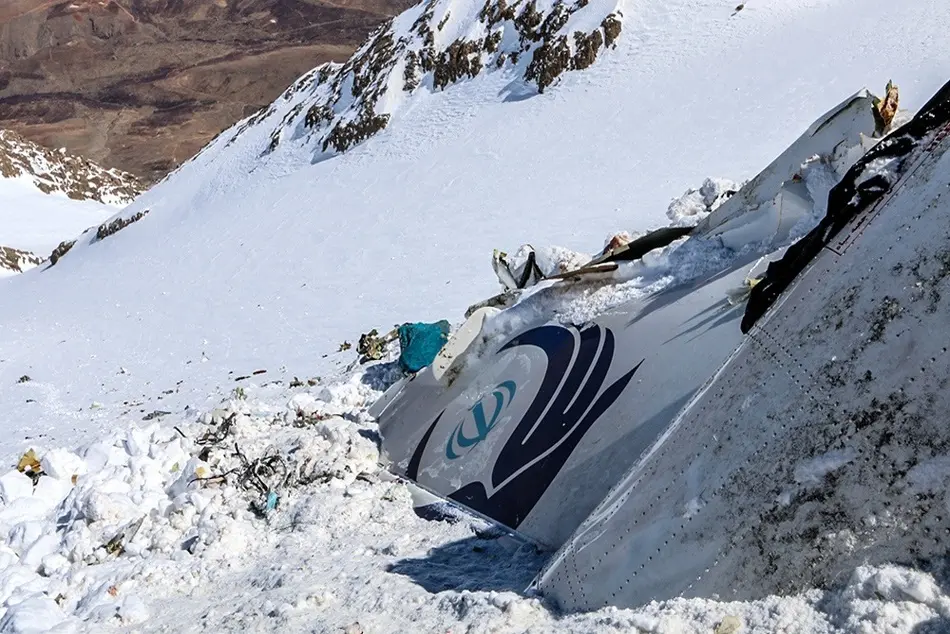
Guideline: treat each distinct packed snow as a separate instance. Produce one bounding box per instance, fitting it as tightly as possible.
[0,178,114,256]
[3,370,950,633]
[666,178,743,227]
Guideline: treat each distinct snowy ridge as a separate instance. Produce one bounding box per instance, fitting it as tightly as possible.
[0,131,141,207]
[3,371,950,632]
[219,0,623,160]
[0,129,140,271]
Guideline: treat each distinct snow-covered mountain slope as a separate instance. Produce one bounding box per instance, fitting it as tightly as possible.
[0,130,141,207]
[0,129,142,274]
[235,0,624,160]
[2,0,949,457]
[0,182,117,259]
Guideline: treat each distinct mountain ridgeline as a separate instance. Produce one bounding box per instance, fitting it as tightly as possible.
[0,129,141,206]
[222,0,623,161]
[0,0,415,182]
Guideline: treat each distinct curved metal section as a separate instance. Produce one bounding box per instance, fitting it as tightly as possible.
[377,258,756,547]
[538,87,950,609]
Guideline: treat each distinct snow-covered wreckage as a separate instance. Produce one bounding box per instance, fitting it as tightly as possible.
[371,78,950,611]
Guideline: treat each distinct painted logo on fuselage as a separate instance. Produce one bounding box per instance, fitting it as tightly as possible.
[445,380,517,460]
[404,323,643,531]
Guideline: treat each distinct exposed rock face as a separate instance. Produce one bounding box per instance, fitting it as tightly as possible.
[43,206,151,268]
[601,13,622,48]
[0,0,416,183]
[95,209,149,241]
[227,0,623,161]
[48,240,75,267]
[0,245,41,275]
[0,129,141,205]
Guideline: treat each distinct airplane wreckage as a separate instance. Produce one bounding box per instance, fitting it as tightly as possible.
[370,78,950,610]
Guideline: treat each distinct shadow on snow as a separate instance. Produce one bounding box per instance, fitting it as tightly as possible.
[387,534,548,594]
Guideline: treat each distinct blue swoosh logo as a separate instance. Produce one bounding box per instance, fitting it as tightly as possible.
[446,380,517,460]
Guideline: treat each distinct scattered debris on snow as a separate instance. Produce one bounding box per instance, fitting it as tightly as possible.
[0,369,947,632]
[468,87,917,337]
[492,245,592,291]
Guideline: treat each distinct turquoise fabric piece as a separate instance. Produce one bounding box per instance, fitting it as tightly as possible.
[397,320,451,372]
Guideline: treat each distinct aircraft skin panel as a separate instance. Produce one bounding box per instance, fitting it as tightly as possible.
[514,265,757,546]
[697,89,878,236]
[536,109,950,610]
[375,84,887,550]
[378,258,757,547]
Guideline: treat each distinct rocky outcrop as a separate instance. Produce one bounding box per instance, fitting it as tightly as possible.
[95,210,149,242]
[0,130,141,205]
[0,245,41,275]
[48,240,75,267]
[226,0,623,160]
[43,208,150,269]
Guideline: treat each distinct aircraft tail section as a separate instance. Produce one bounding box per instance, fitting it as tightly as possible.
[536,78,950,610]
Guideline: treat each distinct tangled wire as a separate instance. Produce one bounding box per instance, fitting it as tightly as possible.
[190,413,290,517]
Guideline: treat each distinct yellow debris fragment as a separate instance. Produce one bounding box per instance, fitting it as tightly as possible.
[16,449,42,474]
[873,80,900,132]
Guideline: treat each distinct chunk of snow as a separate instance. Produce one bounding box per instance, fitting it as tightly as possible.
[0,596,72,633]
[667,177,743,226]
[855,155,903,187]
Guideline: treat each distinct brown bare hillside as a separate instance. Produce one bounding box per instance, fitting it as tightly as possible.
[0,0,414,183]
